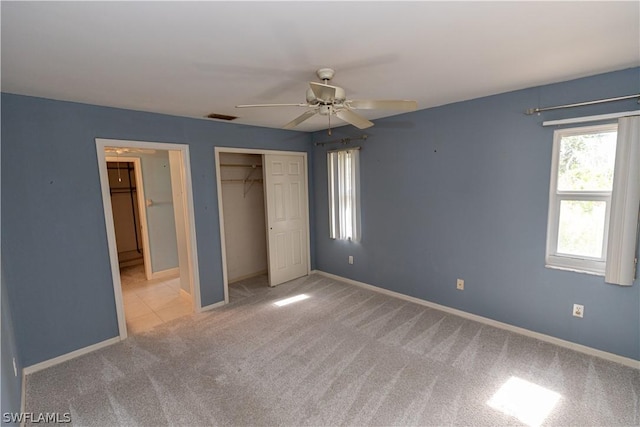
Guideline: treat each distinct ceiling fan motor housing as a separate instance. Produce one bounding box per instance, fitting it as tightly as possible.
[319,105,332,116]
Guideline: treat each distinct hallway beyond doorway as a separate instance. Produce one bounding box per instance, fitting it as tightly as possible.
[120,265,192,334]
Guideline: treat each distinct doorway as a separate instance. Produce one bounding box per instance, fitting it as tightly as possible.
[215,147,311,303]
[219,153,268,285]
[97,139,201,340]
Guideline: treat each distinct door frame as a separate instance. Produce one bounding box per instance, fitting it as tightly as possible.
[105,156,153,281]
[214,147,311,303]
[97,138,202,340]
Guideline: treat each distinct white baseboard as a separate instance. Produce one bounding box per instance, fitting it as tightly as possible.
[151,267,179,280]
[20,369,26,416]
[314,270,640,369]
[23,337,121,376]
[199,300,226,312]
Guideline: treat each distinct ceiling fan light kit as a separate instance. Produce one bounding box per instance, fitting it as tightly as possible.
[236,68,418,133]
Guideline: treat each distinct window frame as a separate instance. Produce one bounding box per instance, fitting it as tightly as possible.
[545,123,618,275]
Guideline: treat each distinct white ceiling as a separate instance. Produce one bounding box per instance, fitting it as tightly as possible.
[2,2,639,132]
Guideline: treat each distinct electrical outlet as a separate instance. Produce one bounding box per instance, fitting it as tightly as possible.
[348,256,354,265]
[573,304,584,318]
[456,278,464,290]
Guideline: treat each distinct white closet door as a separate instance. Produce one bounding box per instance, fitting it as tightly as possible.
[263,154,309,286]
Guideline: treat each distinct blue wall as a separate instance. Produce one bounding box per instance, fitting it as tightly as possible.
[1,94,313,366]
[312,67,640,361]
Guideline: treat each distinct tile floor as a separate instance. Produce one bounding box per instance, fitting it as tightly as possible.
[120,265,192,334]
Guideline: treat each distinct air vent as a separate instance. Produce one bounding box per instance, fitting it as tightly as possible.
[206,113,238,121]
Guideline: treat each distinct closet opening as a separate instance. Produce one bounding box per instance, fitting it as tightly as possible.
[107,159,146,271]
[215,147,311,304]
[219,153,270,298]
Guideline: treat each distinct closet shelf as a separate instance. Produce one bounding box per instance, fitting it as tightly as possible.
[220,164,263,197]
[222,179,264,183]
[110,187,137,193]
[220,163,262,168]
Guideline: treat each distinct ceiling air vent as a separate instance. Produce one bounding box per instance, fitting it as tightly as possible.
[206,113,238,121]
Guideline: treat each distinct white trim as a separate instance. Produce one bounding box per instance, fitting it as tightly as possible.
[96,147,128,339]
[543,110,640,126]
[544,264,604,276]
[96,138,202,338]
[214,146,308,157]
[180,288,191,299]
[151,267,180,280]
[180,147,202,312]
[200,300,226,312]
[314,270,640,369]
[20,371,26,416]
[214,149,230,304]
[214,146,311,304]
[105,156,153,281]
[23,337,121,375]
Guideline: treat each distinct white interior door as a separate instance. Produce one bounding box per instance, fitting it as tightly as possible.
[264,154,309,286]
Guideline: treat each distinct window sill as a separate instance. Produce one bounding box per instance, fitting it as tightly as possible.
[545,264,605,277]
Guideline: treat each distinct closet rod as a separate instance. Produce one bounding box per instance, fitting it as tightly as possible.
[542,110,640,126]
[221,179,264,183]
[110,187,137,193]
[525,94,640,115]
[106,164,134,171]
[315,134,368,147]
[220,163,262,168]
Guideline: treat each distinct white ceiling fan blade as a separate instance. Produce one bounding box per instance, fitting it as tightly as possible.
[236,103,308,108]
[348,100,417,111]
[283,110,318,129]
[309,82,338,102]
[336,109,374,129]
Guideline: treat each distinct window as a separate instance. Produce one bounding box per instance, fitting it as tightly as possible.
[546,123,618,274]
[328,148,360,241]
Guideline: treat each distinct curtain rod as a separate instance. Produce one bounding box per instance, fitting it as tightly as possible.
[543,110,640,126]
[315,134,368,147]
[525,94,640,115]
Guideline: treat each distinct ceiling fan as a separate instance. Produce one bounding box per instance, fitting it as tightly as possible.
[236,68,417,134]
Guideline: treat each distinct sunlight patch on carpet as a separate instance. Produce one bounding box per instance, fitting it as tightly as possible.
[274,294,310,307]
[487,376,561,427]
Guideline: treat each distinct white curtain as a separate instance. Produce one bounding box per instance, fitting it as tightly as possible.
[328,149,360,241]
[605,116,640,286]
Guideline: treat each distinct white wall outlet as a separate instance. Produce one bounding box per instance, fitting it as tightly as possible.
[348,256,354,265]
[456,279,464,290]
[573,304,584,318]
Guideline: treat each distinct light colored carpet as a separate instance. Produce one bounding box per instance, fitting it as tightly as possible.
[25,273,640,426]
